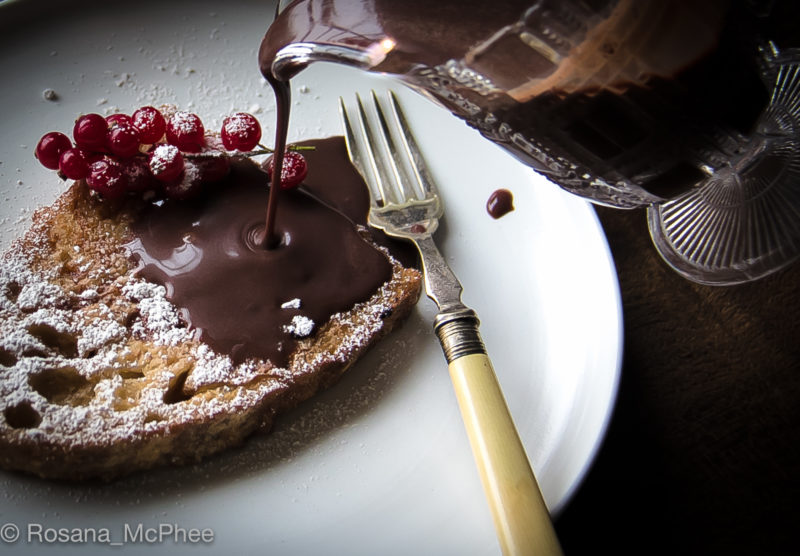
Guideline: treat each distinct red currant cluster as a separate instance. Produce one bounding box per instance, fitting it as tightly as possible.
[34,107,307,200]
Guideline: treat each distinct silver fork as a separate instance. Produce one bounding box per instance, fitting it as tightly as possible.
[340,91,562,556]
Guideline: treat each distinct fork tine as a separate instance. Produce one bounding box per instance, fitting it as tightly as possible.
[341,90,441,212]
[369,90,421,202]
[339,94,391,207]
[355,92,398,206]
[387,90,439,199]
[338,96,372,193]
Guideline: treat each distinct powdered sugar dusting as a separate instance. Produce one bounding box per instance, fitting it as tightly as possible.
[223,112,253,135]
[149,144,180,174]
[284,315,315,338]
[76,315,126,357]
[169,111,202,135]
[281,298,301,309]
[122,279,188,346]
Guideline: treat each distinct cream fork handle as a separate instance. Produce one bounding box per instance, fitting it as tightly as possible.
[419,233,562,555]
[448,352,563,556]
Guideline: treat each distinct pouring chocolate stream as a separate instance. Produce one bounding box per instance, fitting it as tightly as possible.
[261,75,291,249]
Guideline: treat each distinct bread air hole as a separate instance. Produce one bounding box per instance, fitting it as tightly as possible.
[163,369,193,404]
[4,281,21,303]
[0,347,18,367]
[118,369,145,379]
[26,323,78,358]
[28,366,96,407]
[4,401,42,429]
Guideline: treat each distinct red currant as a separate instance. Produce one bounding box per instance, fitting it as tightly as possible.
[166,111,205,152]
[121,157,157,192]
[163,160,204,200]
[86,158,126,199]
[58,148,90,180]
[221,112,261,151]
[266,151,308,190]
[107,121,141,158]
[35,132,72,170]
[73,113,109,152]
[132,106,166,144]
[148,144,184,183]
[106,113,133,127]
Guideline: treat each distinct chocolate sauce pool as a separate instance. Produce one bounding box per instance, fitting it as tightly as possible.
[129,138,392,367]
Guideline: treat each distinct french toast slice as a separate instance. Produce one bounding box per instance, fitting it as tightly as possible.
[0,159,422,481]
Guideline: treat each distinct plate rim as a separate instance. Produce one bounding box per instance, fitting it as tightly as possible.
[0,0,623,550]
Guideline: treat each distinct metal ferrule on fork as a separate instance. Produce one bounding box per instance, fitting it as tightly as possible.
[434,308,486,363]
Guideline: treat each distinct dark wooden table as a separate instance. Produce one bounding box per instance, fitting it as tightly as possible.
[554,207,800,555]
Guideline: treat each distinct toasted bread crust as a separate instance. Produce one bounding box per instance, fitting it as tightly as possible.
[0,178,421,480]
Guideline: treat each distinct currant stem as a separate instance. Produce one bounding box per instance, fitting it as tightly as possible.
[180,144,313,160]
[183,148,272,159]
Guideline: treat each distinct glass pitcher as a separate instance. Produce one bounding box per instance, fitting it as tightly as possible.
[262,0,800,285]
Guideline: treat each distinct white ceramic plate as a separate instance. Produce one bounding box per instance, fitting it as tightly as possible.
[0,1,622,554]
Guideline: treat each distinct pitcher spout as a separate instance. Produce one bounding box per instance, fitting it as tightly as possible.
[271,40,395,81]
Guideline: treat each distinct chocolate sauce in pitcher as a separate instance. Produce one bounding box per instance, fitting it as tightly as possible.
[260,0,799,208]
